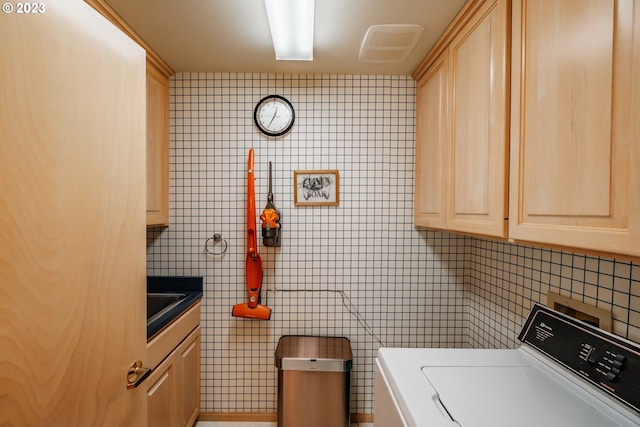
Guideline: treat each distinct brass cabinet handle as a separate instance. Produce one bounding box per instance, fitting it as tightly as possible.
[127,360,151,390]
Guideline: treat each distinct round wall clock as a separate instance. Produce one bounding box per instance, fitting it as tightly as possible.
[254,95,295,137]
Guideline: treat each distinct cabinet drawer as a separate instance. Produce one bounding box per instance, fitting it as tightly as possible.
[148,302,201,370]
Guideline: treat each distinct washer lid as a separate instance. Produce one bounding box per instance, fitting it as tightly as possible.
[422,366,628,427]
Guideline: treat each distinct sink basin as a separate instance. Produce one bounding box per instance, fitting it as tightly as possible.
[147,292,186,324]
[146,276,203,339]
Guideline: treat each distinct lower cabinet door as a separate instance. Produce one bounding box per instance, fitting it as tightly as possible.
[178,329,201,427]
[147,360,177,427]
[146,326,200,427]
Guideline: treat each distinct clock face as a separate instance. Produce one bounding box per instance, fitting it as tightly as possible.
[254,95,295,137]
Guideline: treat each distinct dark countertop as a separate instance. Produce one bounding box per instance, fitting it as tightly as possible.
[147,276,203,340]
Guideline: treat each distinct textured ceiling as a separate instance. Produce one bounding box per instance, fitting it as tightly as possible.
[105,0,466,75]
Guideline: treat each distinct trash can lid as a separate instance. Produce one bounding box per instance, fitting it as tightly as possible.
[275,336,352,371]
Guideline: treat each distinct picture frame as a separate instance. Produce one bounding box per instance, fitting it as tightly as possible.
[294,170,340,206]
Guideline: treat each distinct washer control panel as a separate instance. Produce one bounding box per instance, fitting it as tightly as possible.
[519,304,640,413]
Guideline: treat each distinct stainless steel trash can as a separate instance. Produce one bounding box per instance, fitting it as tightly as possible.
[275,335,352,427]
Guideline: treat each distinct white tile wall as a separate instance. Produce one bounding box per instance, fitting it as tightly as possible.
[147,73,467,415]
[467,238,640,348]
[147,72,640,416]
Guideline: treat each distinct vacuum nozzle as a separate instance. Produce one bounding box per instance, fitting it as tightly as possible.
[231,303,272,320]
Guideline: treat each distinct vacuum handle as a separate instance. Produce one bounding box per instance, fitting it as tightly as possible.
[268,161,273,202]
[247,149,258,257]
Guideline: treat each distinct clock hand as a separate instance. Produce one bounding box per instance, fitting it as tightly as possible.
[268,105,279,127]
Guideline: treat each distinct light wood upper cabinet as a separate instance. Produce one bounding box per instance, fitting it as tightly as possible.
[414,0,510,238]
[85,0,173,227]
[448,0,509,236]
[509,0,640,258]
[415,53,449,229]
[146,63,170,227]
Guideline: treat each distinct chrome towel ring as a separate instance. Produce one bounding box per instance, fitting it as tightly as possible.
[205,233,228,256]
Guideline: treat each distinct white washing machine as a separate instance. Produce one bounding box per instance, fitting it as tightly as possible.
[375,304,640,427]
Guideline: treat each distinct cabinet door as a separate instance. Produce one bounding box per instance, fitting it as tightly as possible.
[147,360,177,427]
[448,0,509,237]
[146,63,170,227]
[178,329,201,427]
[509,0,640,257]
[147,326,200,427]
[414,53,450,229]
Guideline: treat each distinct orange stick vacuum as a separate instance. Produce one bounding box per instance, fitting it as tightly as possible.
[232,148,272,320]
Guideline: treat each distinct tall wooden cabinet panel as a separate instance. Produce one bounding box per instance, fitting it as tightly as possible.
[84,0,173,227]
[146,63,170,227]
[447,0,509,236]
[1,1,147,424]
[414,0,509,238]
[414,53,449,229]
[509,0,640,257]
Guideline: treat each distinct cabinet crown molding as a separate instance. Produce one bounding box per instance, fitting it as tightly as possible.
[412,0,488,81]
[84,0,174,78]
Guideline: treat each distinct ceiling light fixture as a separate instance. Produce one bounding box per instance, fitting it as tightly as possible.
[264,0,315,61]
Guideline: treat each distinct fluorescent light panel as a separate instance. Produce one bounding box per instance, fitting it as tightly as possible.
[265,0,314,61]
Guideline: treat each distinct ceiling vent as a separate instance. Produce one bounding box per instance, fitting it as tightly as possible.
[358,24,424,64]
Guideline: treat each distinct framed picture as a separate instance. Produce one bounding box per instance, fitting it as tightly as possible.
[294,170,340,206]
